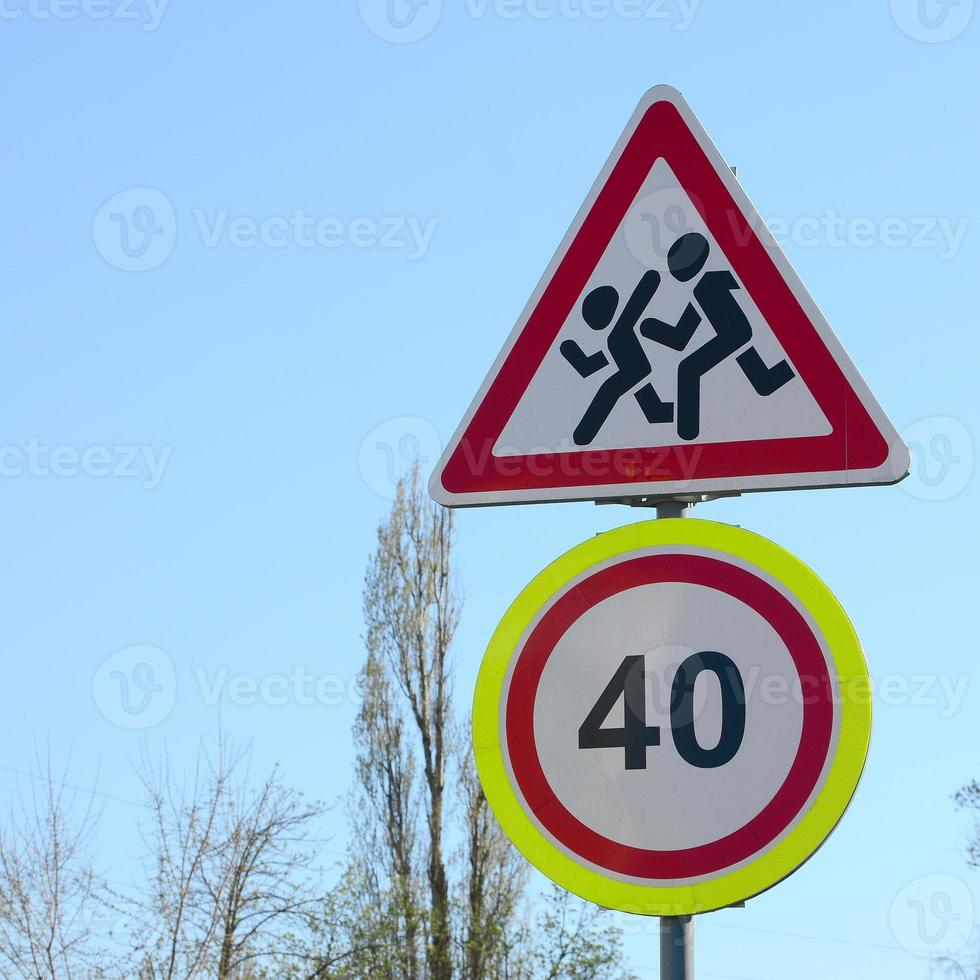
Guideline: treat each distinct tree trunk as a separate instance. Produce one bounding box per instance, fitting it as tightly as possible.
[426,785,452,980]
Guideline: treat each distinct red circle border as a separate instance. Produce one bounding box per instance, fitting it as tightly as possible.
[504,553,835,880]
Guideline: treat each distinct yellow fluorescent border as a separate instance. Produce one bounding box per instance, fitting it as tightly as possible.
[472,519,871,916]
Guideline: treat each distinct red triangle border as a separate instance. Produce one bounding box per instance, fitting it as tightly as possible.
[438,97,893,500]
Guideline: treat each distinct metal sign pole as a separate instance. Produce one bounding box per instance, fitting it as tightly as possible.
[660,915,694,980]
[657,497,694,979]
[654,499,695,520]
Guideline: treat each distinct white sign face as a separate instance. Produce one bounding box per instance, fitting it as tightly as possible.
[531,573,812,865]
[495,158,832,457]
[473,521,872,914]
[431,86,909,507]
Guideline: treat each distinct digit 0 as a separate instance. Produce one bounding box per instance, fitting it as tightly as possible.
[670,651,746,769]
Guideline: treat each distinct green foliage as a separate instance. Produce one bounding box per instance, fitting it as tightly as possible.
[522,886,638,980]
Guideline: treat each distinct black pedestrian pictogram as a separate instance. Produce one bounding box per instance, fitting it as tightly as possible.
[559,233,797,446]
[560,272,675,447]
[640,233,796,441]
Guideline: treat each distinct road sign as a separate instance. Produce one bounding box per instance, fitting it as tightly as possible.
[430,86,909,507]
[473,519,871,915]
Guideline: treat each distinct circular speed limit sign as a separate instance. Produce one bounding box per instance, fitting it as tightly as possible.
[473,519,871,915]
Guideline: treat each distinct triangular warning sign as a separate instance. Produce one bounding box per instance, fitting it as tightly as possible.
[430,86,909,507]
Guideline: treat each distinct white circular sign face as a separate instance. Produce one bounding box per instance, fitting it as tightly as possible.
[534,575,807,859]
[474,521,871,914]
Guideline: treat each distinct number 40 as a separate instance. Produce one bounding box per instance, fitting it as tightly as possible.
[578,653,746,771]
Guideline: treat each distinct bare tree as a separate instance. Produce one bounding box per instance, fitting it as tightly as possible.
[348,466,635,980]
[526,887,637,980]
[124,737,328,979]
[955,781,980,871]
[361,465,460,980]
[939,784,980,979]
[0,466,637,980]
[344,651,423,979]
[457,742,527,980]
[0,749,107,979]
[937,955,980,980]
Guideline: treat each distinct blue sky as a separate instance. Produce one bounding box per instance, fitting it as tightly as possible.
[1,1,978,976]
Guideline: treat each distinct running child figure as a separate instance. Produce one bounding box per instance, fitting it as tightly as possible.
[640,232,796,441]
[560,271,675,447]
